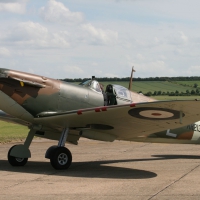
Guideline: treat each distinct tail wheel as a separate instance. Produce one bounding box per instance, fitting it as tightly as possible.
[7,145,28,166]
[50,147,72,170]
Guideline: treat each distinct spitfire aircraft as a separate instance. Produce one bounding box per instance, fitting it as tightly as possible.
[0,68,200,170]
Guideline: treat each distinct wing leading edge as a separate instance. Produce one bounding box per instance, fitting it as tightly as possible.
[34,100,200,141]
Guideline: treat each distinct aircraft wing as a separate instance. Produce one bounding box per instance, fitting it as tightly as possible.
[34,100,200,142]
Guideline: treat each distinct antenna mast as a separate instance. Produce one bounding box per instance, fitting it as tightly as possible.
[128,66,136,91]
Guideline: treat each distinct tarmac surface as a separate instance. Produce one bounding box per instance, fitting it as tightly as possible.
[0,138,200,200]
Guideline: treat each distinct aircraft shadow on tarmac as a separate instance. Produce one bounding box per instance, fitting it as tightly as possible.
[0,154,199,179]
[0,159,157,179]
[151,154,200,160]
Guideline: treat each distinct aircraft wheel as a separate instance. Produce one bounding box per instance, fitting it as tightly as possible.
[7,145,28,166]
[50,147,72,170]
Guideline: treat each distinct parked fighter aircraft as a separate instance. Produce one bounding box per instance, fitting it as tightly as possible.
[0,68,200,170]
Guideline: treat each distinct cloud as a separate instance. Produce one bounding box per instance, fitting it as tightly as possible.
[13,21,48,40]
[105,73,119,77]
[136,54,144,60]
[167,31,188,46]
[81,23,118,45]
[39,1,118,47]
[51,31,70,47]
[3,21,70,48]
[0,47,10,57]
[64,66,84,74]
[40,0,84,24]
[93,69,115,78]
[180,31,188,43]
[0,0,200,79]
[186,66,200,76]
[113,0,200,21]
[127,59,176,77]
[0,1,26,14]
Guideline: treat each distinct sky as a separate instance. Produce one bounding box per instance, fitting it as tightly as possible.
[0,0,200,79]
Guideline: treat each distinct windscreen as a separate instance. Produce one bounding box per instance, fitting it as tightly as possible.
[79,80,102,93]
[113,85,132,101]
[79,80,92,86]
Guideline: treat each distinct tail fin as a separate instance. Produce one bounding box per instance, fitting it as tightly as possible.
[128,67,136,91]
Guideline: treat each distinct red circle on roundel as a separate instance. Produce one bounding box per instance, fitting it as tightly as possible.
[151,113,162,116]
[128,107,185,120]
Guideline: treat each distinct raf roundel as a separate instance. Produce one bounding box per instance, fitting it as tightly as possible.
[128,107,185,120]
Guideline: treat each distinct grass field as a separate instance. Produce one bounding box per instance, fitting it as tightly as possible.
[155,96,200,100]
[171,81,200,86]
[0,121,28,143]
[99,81,195,93]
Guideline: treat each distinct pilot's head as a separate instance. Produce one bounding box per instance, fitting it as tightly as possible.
[106,85,112,93]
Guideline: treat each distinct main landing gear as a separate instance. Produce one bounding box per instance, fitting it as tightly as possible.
[7,127,72,170]
[46,146,72,170]
[45,128,72,170]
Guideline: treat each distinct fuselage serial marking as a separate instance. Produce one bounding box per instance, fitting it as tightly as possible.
[187,123,200,132]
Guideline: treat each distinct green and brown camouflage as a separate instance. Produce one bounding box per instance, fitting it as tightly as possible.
[0,68,104,117]
[1,68,200,170]
[0,68,140,143]
[1,68,200,142]
[130,121,200,144]
[1,68,200,145]
[0,68,156,115]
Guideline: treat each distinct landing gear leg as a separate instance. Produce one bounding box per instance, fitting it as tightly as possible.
[46,128,72,170]
[8,129,35,166]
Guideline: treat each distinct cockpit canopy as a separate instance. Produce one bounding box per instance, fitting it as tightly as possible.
[80,79,132,103]
[79,79,102,93]
[111,85,132,101]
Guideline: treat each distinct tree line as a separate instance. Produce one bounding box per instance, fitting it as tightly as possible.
[62,77,200,96]
[63,76,200,82]
[143,88,200,96]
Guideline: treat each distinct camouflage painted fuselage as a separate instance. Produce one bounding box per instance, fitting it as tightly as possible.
[0,68,103,117]
[1,68,200,145]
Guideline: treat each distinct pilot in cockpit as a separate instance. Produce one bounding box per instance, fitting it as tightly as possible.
[106,84,117,105]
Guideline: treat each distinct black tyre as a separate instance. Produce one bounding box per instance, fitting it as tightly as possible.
[50,147,72,170]
[7,145,28,166]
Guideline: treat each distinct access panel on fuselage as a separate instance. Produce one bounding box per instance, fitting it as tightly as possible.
[59,82,90,111]
[88,89,104,107]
